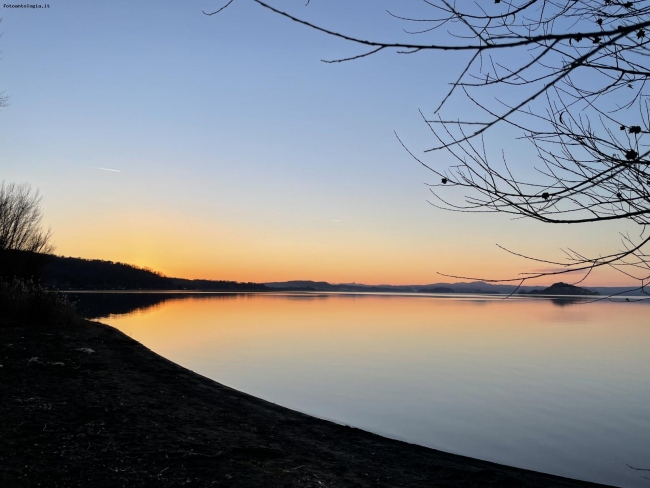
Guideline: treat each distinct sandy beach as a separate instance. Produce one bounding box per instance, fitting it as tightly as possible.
[0,318,613,487]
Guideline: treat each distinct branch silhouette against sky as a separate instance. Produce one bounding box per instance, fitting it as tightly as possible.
[207,0,650,293]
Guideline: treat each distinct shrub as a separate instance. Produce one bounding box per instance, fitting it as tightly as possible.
[0,278,78,326]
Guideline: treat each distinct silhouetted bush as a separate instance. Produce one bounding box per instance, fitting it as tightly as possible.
[0,278,78,326]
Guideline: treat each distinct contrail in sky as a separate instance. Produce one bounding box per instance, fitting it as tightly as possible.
[96,167,121,173]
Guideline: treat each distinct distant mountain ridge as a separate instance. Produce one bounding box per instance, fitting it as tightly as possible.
[265,280,639,296]
[265,279,522,294]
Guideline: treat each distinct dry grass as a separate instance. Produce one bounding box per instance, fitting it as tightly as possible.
[0,278,77,326]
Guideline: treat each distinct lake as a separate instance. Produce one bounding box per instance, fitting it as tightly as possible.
[70,291,650,487]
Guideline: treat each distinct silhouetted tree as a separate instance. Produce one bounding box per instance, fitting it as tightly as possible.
[0,182,54,280]
[0,182,53,254]
[209,1,650,293]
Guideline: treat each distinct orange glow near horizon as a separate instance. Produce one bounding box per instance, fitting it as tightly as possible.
[5,0,648,292]
[52,233,639,288]
[48,199,643,288]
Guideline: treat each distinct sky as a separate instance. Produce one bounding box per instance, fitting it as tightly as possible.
[0,0,641,286]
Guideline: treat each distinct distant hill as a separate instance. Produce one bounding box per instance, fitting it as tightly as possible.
[42,255,269,292]
[265,280,506,294]
[265,280,340,291]
[264,280,404,293]
[519,282,599,296]
[263,280,631,296]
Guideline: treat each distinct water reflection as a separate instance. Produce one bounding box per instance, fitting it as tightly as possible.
[67,290,621,320]
[67,291,242,319]
[71,292,650,487]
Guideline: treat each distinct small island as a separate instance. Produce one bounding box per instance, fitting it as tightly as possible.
[519,282,599,296]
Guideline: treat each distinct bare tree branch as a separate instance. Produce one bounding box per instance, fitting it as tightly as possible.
[0,182,54,255]
[210,0,650,288]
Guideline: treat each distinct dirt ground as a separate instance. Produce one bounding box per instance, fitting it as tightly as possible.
[0,318,612,487]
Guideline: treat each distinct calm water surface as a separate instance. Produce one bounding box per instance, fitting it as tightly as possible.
[75,292,650,487]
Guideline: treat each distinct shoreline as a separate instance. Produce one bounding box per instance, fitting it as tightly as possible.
[1,318,613,487]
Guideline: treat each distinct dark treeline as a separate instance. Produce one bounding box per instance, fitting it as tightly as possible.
[42,255,168,290]
[35,254,269,292]
[0,249,51,281]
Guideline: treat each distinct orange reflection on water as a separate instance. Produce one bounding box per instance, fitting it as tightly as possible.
[108,293,649,379]
[102,292,650,488]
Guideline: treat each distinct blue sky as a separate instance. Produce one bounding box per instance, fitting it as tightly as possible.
[0,0,636,285]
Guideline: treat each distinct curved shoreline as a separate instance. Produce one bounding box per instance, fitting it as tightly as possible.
[0,319,614,487]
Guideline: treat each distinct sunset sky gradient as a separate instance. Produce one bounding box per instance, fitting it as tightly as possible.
[0,0,639,286]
